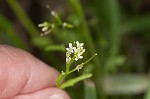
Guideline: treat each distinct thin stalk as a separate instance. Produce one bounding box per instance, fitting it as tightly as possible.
[68,54,97,74]
[7,0,39,37]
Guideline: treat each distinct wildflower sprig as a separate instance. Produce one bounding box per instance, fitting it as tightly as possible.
[56,41,97,89]
[38,10,73,36]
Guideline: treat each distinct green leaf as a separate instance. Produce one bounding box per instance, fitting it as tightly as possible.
[60,73,92,89]
[102,74,148,95]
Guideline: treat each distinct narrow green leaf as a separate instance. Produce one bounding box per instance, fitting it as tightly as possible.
[60,73,92,89]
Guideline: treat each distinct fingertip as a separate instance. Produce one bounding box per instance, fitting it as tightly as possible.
[12,88,70,99]
[48,88,70,99]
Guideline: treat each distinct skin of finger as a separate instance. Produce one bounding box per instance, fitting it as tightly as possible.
[0,45,59,99]
[11,88,70,99]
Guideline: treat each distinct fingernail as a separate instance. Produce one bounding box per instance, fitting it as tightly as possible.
[49,93,65,99]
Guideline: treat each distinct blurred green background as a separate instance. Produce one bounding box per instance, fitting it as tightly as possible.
[0,0,150,99]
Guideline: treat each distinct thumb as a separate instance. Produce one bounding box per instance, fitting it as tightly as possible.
[0,45,69,99]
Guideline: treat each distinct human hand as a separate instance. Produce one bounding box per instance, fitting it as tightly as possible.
[0,45,70,99]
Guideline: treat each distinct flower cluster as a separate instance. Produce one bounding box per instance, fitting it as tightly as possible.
[38,10,73,36]
[56,41,96,88]
[66,41,85,64]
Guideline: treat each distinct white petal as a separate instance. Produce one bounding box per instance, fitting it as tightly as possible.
[66,48,69,50]
[42,27,48,31]
[69,43,72,47]
[79,56,83,59]
[75,58,78,61]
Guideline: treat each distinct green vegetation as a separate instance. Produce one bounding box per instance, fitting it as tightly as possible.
[0,0,150,99]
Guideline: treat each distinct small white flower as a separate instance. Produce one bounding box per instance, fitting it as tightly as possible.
[63,22,67,27]
[76,63,83,72]
[61,71,65,75]
[46,5,50,8]
[38,22,48,27]
[51,11,57,16]
[38,22,50,33]
[51,24,55,28]
[73,41,85,61]
[75,54,83,61]
[42,26,48,32]
[76,41,84,48]
[66,43,75,53]
[66,56,71,64]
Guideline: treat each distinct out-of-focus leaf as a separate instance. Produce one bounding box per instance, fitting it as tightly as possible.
[107,55,126,66]
[102,74,148,95]
[0,14,28,50]
[105,55,126,72]
[84,80,98,99]
[122,14,150,34]
[45,44,65,52]
[31,36,52,48]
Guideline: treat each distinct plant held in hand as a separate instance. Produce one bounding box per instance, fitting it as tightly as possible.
[56,41,97,89]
